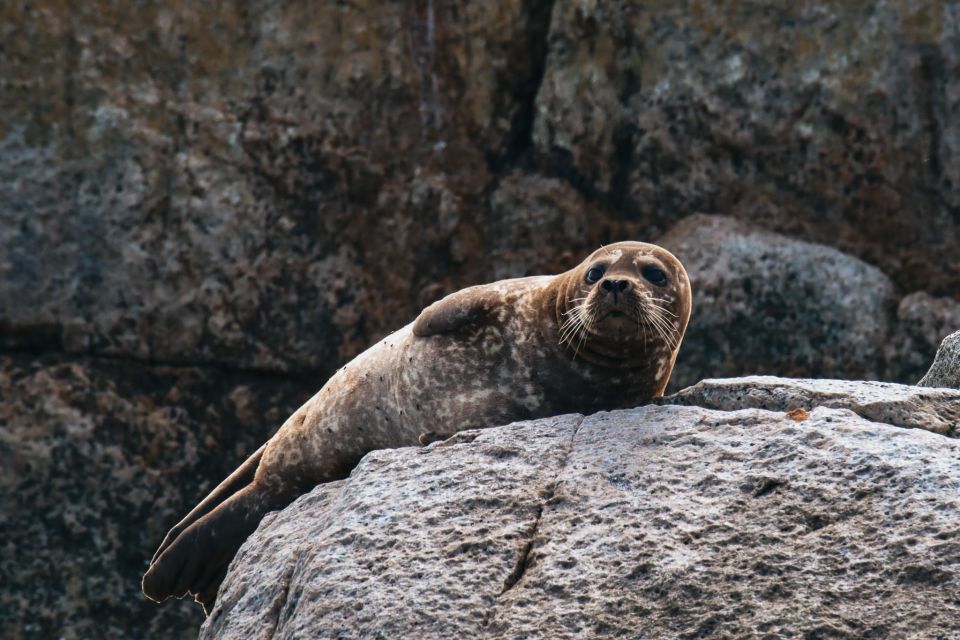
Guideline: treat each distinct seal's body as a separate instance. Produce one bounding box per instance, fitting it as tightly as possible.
[143,242,692,610]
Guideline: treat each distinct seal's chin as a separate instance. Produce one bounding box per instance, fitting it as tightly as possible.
[592,308,641,338]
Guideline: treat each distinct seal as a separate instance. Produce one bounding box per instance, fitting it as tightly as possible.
[142,241,692,611]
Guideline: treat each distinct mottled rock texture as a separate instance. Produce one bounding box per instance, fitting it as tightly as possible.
[204,390,960,639]
[668,375,960,436]
[919,330,960,389]
[0,354,317,639]
[659,215,897,389]
[4,1,960,638]
[3,1,959,377]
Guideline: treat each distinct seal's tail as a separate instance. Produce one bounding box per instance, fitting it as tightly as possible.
[142,444,280,612]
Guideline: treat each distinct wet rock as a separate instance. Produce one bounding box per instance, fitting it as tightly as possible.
[919,330,960,389]
[0,354,316,639]
[666,375,960,436]
[658,215,897,390]
[204,402,960,639]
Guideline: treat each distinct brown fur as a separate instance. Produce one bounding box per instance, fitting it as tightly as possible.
[142,241,692,612]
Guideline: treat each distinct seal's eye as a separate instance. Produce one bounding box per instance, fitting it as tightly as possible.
[585,265,605,284]
[641,265,668,287]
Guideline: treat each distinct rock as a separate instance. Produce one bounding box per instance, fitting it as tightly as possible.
[888,292,960,383]
[919,330,960,389]
[665,375,960,436]
[0,1,555,372]
[0,354,316,639]
[534,0,960,297]
[204,395,960,639]
[658,215,897,390]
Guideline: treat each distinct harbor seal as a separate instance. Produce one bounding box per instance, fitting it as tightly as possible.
[142,241,692,611]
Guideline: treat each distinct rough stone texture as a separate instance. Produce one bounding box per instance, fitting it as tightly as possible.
[204,398,960,639]
[534,0,960,298]
[919,330,960,389]
[666,375,960,436]
[0,354,317,639]
[659,215,898,390]
[3,1,959,378]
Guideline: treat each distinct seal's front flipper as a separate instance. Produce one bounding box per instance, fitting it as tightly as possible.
[412,285,496,337]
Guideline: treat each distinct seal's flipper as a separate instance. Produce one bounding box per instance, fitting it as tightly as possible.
[142,481,291,607]
[150,444,265,564]
[412,285,495,336]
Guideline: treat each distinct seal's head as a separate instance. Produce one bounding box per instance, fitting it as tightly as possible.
[554,241,692,372]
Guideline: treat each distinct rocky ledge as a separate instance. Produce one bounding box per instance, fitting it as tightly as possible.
[202,377,960,639]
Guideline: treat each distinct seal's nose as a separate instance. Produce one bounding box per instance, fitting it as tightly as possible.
[600,279,630,294]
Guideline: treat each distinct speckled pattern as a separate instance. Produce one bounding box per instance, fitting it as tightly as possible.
[658,215,899,390]
[667,375,960,436]
[143,242,692,609]
[0,353,317,640]
[204,401,960,639]
[919,330,960,389]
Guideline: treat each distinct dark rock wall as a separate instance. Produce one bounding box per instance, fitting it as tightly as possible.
[2,1,959,637]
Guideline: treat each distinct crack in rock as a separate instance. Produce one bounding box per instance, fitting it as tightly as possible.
[496,415,582,598]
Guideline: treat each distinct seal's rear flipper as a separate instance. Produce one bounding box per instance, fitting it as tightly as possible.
[150,444,266,564]
[142,481,289,609]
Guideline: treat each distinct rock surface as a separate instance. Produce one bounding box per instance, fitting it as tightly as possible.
[919,330,960,389]
[658,215,898,390]
[667,375,960,436]
[204,381,960,639]
[2,0,959,378]
[0,354,317,639]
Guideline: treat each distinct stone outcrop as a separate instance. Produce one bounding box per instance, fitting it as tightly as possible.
[667,375,960,436]
[919,330,960,389]
[203,378,960,639]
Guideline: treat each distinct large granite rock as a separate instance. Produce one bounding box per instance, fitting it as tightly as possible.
[0,354,317,639]
[659,215,898,389]
[203,379,960,639]
[0,1,555,371]
[919,330,960,389]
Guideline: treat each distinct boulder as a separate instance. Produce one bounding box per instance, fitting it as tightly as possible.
[658,215,897,390]
[203,379,960,639]
[919,330,960,390]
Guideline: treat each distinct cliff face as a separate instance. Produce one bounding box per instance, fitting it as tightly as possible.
[3,1,960,638]
[202,378,960,639]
